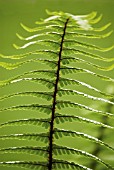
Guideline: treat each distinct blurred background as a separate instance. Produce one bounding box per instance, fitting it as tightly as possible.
[0,0,114,170]
[0,0,114,54]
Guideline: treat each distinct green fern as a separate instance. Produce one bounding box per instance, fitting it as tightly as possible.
[0,10,114,170]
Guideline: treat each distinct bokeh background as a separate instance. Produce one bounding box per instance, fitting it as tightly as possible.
[0,0,114,170]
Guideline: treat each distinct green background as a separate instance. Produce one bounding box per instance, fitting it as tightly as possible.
[0,0,114,54]
[0,0,114,170]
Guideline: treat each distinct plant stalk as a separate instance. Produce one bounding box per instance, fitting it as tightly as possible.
[48,18,69,170]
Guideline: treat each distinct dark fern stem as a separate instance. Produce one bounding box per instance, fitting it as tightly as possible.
[90,97,114,169]
[48,18,69,170]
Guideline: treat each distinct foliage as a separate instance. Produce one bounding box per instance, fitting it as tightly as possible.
[0,10,114,170]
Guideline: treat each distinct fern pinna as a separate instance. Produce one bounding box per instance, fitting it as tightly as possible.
[0,10,114,170]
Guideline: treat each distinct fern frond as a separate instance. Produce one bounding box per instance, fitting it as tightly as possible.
[57,100,113,117]
[0,146,47,157]
[60,66,114,82]
[54,128,114,151]
[0,57,57,70]
[66,22,111,32]
[0,104,51,114]
[64,39,114,52]
[20,23,48,32]
[59,78,113,98]
[0,91,53,101]
[0,77,54,89]
[0,133,48,143]
[14,39,60,49]
[0,118,50,129]
[53,145,114,169]
[53,159,92,170]
[0,10,114,170]
[58,88,114,105]
[0,49,58,60]
[20,23,64,33]
[66,30,113,39]
[66,31,113,39]
[62,56,114,71]
[55,113,114,129]
[63,47,114,62]
[0,161,47,170]
[0,70,55,87]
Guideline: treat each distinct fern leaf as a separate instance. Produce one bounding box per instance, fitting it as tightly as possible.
[53,159,92,170]
[58,88,114,105]
[0,133,48,143]
[0,91,53,101]
[14,39,60,49]
[0,58,57,70]
[54,128,114,151]
[0,118,50,129]
[0,146,47,157]
[60,77,113,98]
[57,100,113,117]
[66,30,113,39]
[63,47,114,62]
[64,39,114,52]
[0,161,47,170]
[0,10,114,170]
[20,23,48,32]
[53,145,114,169]
[61,66,114,82]
[0,70,55,87]
[0,49,58,60]
[66,23,111,32]
[0,77,54,89]
[62,56,114,71]
[55,113,114,129]
[0,104,51,114]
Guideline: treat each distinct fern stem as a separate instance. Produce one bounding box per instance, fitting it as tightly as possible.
[48,18,69,170]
